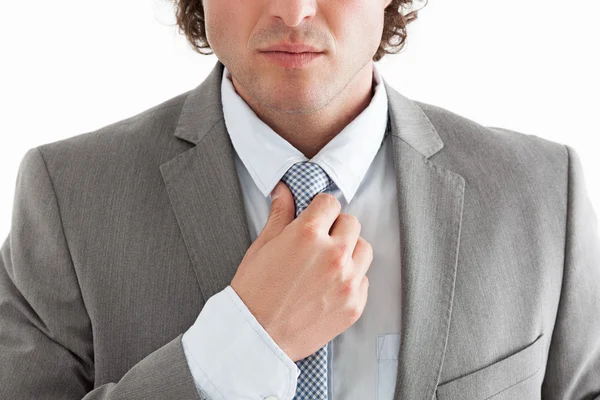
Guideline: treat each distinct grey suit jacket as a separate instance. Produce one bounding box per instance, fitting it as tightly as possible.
[1,60,599,399]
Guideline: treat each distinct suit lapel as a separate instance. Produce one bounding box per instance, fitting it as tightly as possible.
[159,61,252,303]
[160,60,466,399]
[383,81,466,400]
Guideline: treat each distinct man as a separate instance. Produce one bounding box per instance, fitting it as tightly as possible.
[1,0,599,398]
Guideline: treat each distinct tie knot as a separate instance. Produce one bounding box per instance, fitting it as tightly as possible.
[280,161,336,218]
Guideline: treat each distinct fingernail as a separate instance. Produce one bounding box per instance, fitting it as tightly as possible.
[271,182,282,200]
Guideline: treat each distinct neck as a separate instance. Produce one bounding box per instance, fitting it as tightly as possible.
[232,61,376,160]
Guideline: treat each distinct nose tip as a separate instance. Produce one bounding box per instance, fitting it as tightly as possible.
[270,0,317,27]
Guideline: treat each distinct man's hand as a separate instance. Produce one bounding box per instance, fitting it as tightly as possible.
[230,181,373,362]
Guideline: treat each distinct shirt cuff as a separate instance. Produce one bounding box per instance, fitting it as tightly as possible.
[182,285,300,400]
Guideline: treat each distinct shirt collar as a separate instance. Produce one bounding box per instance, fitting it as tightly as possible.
[221,61,389,204]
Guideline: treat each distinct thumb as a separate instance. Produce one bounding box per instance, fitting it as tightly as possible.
[253,181,295,249]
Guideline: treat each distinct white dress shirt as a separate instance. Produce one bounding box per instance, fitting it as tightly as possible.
[182,61,403,400]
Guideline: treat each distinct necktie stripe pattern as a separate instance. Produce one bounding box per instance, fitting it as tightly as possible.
[279,161,336,399]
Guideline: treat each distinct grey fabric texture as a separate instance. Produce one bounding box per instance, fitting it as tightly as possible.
[1,59,599,399]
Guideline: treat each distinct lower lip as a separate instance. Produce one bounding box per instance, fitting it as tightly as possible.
[260,51,324,68]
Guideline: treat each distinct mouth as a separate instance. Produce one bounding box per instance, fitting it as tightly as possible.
[259,51,324,69]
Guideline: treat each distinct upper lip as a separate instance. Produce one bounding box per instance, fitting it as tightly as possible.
[259,43,324,53]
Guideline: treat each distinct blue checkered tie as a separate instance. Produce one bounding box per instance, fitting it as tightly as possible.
[280,161,336,399]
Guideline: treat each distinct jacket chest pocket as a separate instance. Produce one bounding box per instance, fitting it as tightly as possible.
[435,334,544,400]
[376,334,544,400]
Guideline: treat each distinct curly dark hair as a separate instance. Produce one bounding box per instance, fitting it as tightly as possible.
[166,0,428,62]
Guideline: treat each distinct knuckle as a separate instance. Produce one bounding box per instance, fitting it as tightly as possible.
[347,304,363,323]
[354,217,362,231]
[365,242,374,259]
[334,240,351,259]
[338,213,360,229]
[342,280,354,297]
[322,193,341,211]
[338,214,353,229]
[328,252,345,272]
[299,220,320,241]
[329,244,348,271]
[271,198,284,212]
[358,237,373,256]
[348,213,361,227]
[339,278,355,298]
[336,213,350,222]
[270,205,285,222]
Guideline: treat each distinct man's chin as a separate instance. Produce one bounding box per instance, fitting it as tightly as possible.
[268,99,326,115]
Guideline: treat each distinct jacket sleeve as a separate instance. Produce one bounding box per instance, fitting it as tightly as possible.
[541,144,600,399]
[0,147,201,399]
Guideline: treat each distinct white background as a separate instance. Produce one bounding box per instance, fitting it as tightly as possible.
[0,1,599,239]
